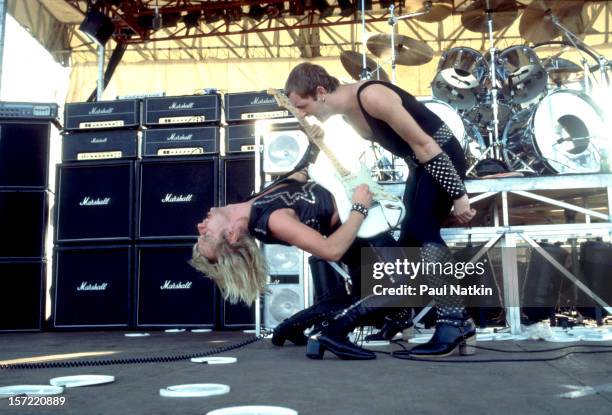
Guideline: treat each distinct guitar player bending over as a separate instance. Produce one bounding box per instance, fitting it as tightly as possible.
[284,63,478,359]
[191,169,403,356]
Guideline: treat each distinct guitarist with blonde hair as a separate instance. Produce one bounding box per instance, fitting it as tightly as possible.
[284,62,477,359]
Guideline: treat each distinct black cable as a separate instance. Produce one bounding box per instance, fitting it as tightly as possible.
[0,331,270,371]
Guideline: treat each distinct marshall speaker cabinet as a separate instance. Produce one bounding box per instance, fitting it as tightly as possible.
[142,126,219,157]
[143,94,221,126]
[0,190,48,259]
[0,260,46,331]
[0,120,55,188]
[62,130,139,162]
[53,245,133,328]
[55,161,135,243]
[64,100,140,131]
[220,154,255,205]
[136,244,216,328]
[137,157,218,240]
[224,91,290,123]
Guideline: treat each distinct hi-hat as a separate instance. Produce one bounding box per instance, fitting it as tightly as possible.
[461,0,518,33]
[405,0,453,23]
[366,34,433,66]
[340,51,390,82]
[519,0,586,44]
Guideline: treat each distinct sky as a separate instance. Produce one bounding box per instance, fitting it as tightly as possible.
[0,14,70,103]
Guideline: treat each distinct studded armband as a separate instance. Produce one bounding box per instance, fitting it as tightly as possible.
[423,152,467,200]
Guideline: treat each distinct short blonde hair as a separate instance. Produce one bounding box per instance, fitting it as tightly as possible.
[189,235,268,306]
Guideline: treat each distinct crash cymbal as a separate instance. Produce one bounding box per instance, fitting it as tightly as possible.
[519,0,585,45]
[405,0,453,23]
[340,51,390,82]
[366,34,434,66]
[461,0,518,33]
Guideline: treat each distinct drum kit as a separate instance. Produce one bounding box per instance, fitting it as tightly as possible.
[339,0,611,176]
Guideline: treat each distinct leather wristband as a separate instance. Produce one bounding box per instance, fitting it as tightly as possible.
[351,203,369,218]
[423,152,467,200]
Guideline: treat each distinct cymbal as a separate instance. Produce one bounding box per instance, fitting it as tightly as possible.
[366,34,434,66]
[461,0,518,33]
[340,51,390,83]
[405,0,453,23]
[519,0,585,45]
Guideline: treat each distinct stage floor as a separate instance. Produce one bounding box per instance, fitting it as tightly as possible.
[1,330,612,415]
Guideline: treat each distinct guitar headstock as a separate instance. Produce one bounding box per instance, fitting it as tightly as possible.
[267,88,291,110]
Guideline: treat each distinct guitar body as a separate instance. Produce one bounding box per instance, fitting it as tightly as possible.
[308,154,405,238]
[267,89,406,238]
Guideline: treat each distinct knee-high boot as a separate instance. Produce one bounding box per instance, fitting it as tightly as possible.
[271,296,352,346]
[408,243,477,357]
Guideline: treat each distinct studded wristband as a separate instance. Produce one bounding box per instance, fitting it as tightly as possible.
[423,152,467,200]
[351,203,369,218]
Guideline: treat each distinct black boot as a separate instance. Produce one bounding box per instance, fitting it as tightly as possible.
[408,311,476,357]
[306,301,377,360]
[364,308,413,342]
[407,243,476,357]
[271,297,350,346]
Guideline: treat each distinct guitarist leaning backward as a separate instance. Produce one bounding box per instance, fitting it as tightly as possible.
[191,63,477,360]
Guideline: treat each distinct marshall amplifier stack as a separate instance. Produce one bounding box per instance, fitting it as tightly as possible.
[0,101,59,331]
[135,94,222,328]
[54,99,141,329]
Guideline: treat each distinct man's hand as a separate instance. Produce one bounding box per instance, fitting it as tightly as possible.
[452,194,476,224]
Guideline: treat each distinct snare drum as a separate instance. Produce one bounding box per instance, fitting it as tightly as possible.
[420,98,485,161]
[502,89,607,174]
[499,45,548,104]
[431,47,487,110]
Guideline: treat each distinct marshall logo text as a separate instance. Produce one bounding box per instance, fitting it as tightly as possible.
[77,282,109,291]
[160,281,193,290]
[88,107,114,115]
[161,193,193,203]
[79,197,111,206]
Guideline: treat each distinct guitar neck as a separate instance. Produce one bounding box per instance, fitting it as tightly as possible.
[269,89,350,177]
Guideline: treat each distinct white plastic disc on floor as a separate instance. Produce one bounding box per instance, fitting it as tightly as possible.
[207,405,298,415]
[50,375,115,388]
[165,329,186,333]
[191,329,213,333]
[191,356,237,364]
[0,385,64,397]
[125,333,150,337]
[243,329,256,334]
[159,384,230,398]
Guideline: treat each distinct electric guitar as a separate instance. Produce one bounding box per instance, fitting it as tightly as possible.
[267,88,406,238]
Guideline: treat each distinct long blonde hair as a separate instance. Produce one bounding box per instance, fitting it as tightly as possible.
[190,234,268,306]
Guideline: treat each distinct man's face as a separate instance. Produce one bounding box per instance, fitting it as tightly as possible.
[196,207,228,260]
[288,92,329,121]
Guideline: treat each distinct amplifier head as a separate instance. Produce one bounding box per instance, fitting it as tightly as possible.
[142,126,219,157]
[138,157,218,239]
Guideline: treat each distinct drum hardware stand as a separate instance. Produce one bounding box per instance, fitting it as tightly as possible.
[549,13,611,92]
[466,4,511,175]
[387,2,432,84]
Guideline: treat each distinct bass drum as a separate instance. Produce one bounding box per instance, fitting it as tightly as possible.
[502,89,608,174]
[421,98,486,163]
